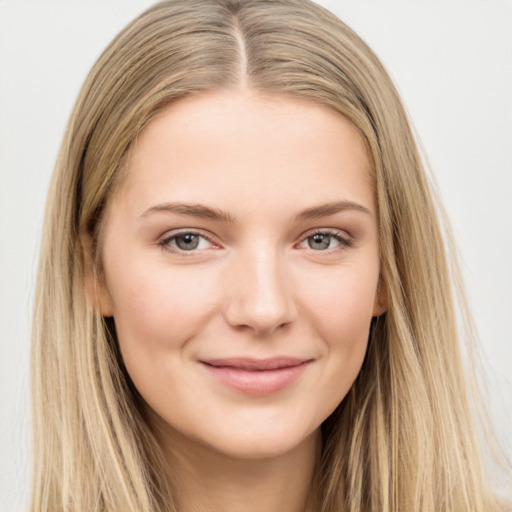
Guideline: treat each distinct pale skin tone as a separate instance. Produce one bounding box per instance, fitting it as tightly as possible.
[90,89,385,512]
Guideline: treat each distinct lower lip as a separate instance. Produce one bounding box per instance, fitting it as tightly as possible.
[201,362,311,396]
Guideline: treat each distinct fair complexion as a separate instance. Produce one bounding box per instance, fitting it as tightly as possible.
[93,89,385,512]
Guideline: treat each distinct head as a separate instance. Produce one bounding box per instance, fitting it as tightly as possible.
[32,1,490,511]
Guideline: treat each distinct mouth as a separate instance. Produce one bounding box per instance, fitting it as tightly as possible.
[199,357,313,396]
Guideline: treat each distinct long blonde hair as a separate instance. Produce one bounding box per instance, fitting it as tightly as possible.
[31,1,508,510]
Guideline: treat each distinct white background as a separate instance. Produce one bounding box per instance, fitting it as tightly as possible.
[1,1,511,509]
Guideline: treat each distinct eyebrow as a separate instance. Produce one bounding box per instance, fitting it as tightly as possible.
[294,200,371,221]
[141,202,236,222]
[141,200,371,222]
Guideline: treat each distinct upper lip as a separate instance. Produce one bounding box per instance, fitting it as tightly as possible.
[200,357,312,371]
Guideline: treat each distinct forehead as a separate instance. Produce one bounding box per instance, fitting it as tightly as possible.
[111,89,374,217]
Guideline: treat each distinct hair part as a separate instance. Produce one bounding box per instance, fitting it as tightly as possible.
[32,1,509,510]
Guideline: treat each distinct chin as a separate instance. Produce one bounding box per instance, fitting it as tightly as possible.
[195,418,320,461]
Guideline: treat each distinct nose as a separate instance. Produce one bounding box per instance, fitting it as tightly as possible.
[223,244,297,337]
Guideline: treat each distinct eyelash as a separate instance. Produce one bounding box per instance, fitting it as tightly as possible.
[299,229,353,251]
[157,229,353,257]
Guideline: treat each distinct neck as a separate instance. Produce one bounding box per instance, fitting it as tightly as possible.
[151,418,322,512]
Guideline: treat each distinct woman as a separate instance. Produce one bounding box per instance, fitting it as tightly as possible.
[31,0,510,511]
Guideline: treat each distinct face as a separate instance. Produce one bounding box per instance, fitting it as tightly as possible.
[95,90,385,460]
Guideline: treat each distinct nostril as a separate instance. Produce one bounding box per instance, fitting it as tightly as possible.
[225,305,295,337]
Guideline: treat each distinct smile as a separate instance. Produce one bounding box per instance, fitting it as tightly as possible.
[199,357,313,396]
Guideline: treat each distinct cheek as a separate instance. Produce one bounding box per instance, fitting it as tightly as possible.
[328,279,375,344]
[105,256,218,359]
[299,260,379,348]
[298,262,378,405]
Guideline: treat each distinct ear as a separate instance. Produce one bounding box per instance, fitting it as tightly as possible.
[372,275,387,317]
[81,233,114,317]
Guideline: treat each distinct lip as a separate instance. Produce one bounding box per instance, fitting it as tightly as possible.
[199,357,313,396]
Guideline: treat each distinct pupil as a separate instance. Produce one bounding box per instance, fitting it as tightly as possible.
[177,234,199,250]
[310,234,330,250]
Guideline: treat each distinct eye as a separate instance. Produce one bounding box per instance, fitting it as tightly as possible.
[158,231,215,255]
[298,230,352,251]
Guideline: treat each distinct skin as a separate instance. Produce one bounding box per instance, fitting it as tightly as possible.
[93,89,385,512]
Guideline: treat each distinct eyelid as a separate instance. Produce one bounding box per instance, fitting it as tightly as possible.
[157,229,219,256]
[157,227,353,256]
[296,228,353,250]
[301,227,352,240]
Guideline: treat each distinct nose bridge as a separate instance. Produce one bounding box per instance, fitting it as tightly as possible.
[223,241,297,336]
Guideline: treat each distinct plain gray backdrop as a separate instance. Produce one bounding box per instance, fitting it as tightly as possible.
[1,1,511,509]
